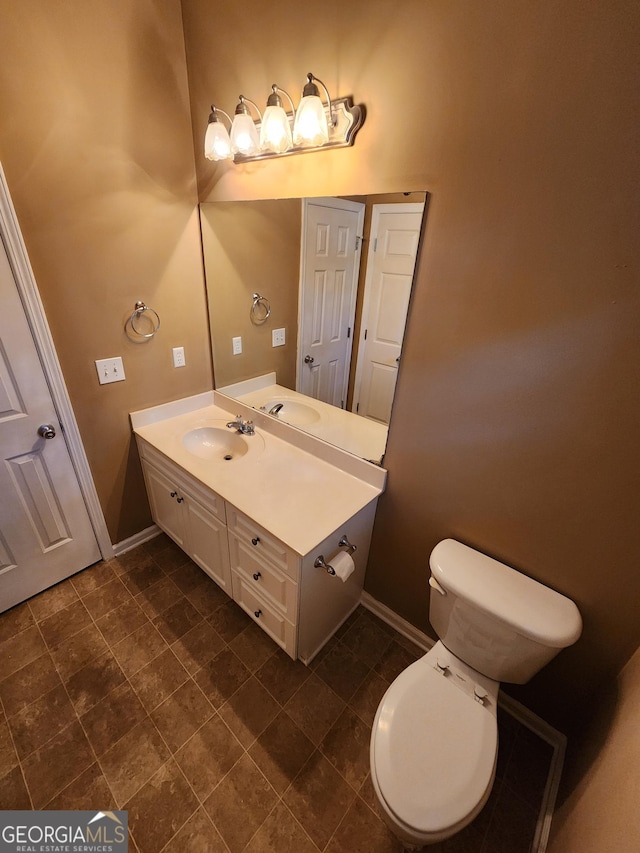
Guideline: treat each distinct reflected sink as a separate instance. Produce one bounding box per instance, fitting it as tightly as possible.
[182,426,263,462]
[262,399,321,426]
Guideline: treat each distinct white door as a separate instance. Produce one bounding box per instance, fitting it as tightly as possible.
[298,198,364,407]
[352,204,424,423]
[0,236,100,612]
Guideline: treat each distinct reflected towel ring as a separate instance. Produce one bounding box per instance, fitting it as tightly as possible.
[251,293,271,325]
[128,301,161,338]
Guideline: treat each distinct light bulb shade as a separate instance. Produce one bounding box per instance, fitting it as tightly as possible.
[293,95,330,147]
[260,105,293,153]
[204,120,232,161]
[230,113,260,156]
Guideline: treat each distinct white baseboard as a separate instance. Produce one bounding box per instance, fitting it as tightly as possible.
[112,524,162,556]
[360,590,565,853]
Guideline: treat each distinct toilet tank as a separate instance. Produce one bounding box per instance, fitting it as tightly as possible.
[428,539,582,684]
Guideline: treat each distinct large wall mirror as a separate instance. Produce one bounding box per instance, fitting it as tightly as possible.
[200,191,428,464]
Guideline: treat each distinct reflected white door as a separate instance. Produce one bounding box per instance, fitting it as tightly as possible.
[352,204,424,423]
[298,198,364,407]
[0,236,100,612]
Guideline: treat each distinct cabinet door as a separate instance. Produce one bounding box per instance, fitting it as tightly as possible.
[143,463,186,548]
[185,496,232,594]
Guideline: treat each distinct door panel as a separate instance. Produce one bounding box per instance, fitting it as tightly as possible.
[299,200,364,407]
[353,205,424,424]
[0,238,100,612]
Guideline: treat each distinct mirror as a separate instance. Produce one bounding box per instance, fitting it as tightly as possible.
[200,192,428,464]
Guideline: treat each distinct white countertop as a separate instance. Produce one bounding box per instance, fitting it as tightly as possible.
[132,396,383,556]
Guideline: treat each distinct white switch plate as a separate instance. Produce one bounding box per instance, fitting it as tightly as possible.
[95,357,125,385]
[172,346,186,368]
[232,336,243,355]
[272,328,285,347]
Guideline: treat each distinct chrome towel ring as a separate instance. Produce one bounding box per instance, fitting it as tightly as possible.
[251,292,271,324]
[127,301,160,338]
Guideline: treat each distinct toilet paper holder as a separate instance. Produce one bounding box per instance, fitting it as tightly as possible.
[314,535,357,575]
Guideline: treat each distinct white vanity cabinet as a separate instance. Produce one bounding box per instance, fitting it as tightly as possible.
[136,436,379,664]
[139,442,232,594]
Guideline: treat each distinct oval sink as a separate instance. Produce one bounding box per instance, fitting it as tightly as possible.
[182,426,263,462]
[262,399,321,426]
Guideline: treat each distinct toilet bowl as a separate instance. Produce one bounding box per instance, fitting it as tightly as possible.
[369,538,582,848]
[370,642,499,848]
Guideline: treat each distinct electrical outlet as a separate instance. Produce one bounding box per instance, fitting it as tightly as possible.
[172,346,186,368]
[95,357,125,385]
[232,336,243,355]
[272,328,286,347]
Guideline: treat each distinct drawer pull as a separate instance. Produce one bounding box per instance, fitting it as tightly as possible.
[252,572,261,581]
[251,537,260,546]
[254,609,262,618]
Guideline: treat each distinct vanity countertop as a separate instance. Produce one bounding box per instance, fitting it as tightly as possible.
[132,395,383,556]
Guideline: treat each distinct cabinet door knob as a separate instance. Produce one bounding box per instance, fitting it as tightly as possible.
[251,537,260,546]
[176,496,184,503]
[170,491,177,498]
[254,609,262,618]
[252,572,261,581]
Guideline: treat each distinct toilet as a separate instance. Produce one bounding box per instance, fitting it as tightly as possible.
[369,539,582,849]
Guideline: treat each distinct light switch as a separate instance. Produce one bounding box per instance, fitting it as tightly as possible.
[95,357,125,385]
[272,328,285,347]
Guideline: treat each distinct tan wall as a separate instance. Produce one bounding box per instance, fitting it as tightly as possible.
[547,644,640,852]
[182,0,640,729]
[200,200,300,389]
[0,0,212,543]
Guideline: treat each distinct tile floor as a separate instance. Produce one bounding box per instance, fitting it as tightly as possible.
[0,534,554,852]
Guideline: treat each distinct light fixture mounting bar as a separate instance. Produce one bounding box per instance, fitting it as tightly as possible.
[233,96,363,164]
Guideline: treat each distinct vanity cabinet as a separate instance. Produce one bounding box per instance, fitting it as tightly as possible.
[137,436,378,664]
[140,444,231,594]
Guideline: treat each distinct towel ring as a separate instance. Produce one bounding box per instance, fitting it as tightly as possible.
[128,301,160,338]
[251,293,271,325]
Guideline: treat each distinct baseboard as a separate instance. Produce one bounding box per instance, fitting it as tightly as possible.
[360,590,565,853]
[112,524,162,556]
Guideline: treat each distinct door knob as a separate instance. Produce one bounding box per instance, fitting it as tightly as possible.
[304,355,314,364]
[37,424,56,439]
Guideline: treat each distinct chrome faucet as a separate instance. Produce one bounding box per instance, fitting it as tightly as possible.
[226,415,255,435]
[268,403,284,416]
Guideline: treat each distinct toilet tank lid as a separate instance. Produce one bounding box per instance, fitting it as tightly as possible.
[429,539,582,648]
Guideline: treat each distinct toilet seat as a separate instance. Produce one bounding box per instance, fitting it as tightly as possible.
[371,650,498,840]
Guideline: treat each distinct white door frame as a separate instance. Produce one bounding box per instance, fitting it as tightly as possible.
[0,164,113,559]
[351,202,424,414]
[297,197,365,398]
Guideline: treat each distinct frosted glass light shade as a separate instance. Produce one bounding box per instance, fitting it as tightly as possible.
[260,105,293,153]
[293,95,329,147]
[204,121,232,161]
[230,113,260,155]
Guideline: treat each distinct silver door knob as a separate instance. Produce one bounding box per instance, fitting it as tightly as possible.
[37,424,56,439]
[304,355,314,364]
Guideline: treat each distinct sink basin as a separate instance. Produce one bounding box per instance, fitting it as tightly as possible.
[262,399,321,426]
[182,426,263,462]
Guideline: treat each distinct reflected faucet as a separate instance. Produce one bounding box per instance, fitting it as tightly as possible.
[268,403,284,416]
[226,415,255,435]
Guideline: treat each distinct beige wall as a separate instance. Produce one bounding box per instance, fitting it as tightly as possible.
[0,0,212,542]
[182,0,640,730]
[200,200,300,389]
[547,644,640,852]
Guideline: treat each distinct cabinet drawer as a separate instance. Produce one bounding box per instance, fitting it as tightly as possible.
[228,533,297,619]
[232,572,296,658]
[226,506,298,580]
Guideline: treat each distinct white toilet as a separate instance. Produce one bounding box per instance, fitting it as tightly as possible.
[369,539,582,849]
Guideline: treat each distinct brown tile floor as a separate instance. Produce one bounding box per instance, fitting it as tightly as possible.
[0,535,553,852]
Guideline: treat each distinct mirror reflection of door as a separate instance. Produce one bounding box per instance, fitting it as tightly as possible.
[352,203,425,423]
[298,198,365,407]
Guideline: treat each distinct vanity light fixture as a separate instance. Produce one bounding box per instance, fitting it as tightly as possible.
[204,71,364,164]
